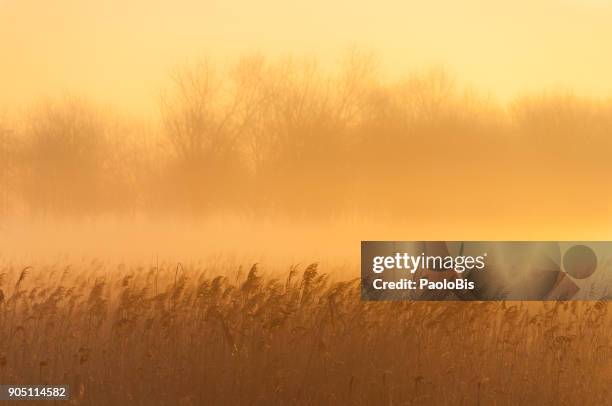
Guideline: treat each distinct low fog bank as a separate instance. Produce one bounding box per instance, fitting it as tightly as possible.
[2,212,611,270]
[0,215,366,269]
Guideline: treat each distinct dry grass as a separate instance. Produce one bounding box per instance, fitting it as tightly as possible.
[0,259,609,405]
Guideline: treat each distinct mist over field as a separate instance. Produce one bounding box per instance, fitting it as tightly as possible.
[2,54,612,263]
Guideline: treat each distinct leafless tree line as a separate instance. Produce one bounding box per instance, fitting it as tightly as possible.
[1,53,611,218]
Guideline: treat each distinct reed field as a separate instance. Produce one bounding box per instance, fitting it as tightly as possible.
[2,52,612,406]
[0,259,609,405]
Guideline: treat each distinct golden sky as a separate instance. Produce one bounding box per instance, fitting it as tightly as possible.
[2,0,612,115]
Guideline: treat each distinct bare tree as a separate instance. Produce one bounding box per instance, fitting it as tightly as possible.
[22,97,109,215]
[160,60,255,212]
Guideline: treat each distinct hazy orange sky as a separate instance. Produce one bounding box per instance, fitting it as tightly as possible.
[2,0,612,115]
